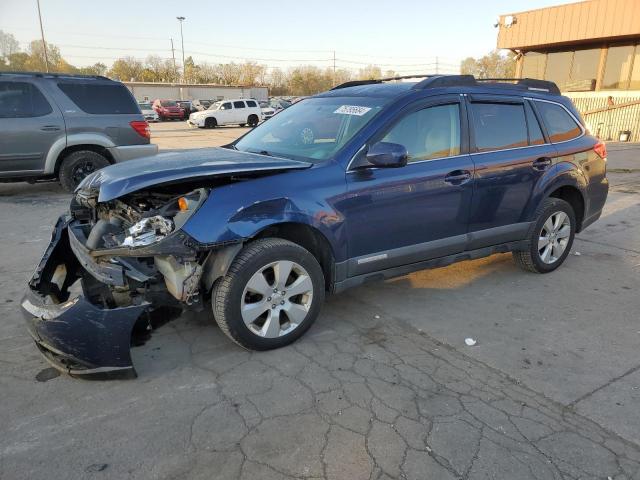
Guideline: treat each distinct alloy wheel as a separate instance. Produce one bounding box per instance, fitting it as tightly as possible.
[538,211,571,264]
[241,260,314,338]
[71,161,96,187]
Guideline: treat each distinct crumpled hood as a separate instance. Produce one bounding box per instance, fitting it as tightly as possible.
[77,148,312,202]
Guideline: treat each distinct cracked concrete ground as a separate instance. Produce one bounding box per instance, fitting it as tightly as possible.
[0,131,639,479]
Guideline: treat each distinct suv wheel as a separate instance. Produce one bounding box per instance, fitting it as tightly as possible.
[513,197,576,273]
[59,150,109,192]
[205,117,217,129]
[212,238,325,350]
[247,115,259,127]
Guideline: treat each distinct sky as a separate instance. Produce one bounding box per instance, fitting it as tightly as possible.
[0,0,575,74]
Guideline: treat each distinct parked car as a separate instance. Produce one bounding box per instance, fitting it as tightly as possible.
[176,100,194,119]
[22,75,608,377]
[138,102,159,122]
[270,98,292,110]
[192,99,214,111]
[0,72,157,192]
[152,99,185,121]
[260,101,276,119]
[187,98,262,128]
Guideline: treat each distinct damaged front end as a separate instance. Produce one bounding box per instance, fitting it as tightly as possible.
[22,186,225,379]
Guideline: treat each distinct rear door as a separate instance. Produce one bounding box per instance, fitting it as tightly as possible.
[0,79,65,175]
[465,95,553,248]
[344,96,475,276]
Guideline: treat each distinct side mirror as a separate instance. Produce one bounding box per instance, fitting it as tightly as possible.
[366,142,408,168]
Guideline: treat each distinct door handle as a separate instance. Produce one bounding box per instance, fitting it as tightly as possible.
[40,125,62,132]
[444,170,472,185]
[532,157,552,171]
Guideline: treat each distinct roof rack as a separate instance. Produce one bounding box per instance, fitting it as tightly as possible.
[0,71,111,81]
[331,74,438,90]
[331,74,560,95]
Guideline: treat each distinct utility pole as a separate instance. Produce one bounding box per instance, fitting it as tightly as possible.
[170,38,177,80]
[177,16,186,82]
[36,0,50,72]
[333,50,336,85]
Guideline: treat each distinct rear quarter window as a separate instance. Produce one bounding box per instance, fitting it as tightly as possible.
[246,100,257,107]
[471,102,528,152]
[535,101,582,143]
[57,82,139,114]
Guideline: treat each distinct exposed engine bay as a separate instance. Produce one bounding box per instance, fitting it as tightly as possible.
[70,186,212,308]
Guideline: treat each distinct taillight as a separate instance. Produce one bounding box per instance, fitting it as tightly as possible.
[593,140,607,159]
[130,120,150,139]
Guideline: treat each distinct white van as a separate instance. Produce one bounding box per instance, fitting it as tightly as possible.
[187,99,262,128]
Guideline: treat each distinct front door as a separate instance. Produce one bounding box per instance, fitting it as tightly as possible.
[0,80,65,174]
[343,97,475,276]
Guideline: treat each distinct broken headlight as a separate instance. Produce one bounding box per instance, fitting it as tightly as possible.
[122,216,174,247]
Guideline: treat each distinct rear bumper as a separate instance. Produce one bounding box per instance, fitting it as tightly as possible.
[21,216,151,378]
[108,144,158,162]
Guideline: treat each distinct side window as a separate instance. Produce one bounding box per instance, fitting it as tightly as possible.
[246,100,257,107]
[0,81,52,118]
[525,102,545,145]
[470,102,528,152]
[57,83,138,114]
[221,102,232,110]
[382,104,461,162]
[535,101,582,143]
[233,101,246,109]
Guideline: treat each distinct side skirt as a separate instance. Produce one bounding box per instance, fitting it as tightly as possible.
[332,240,528,294]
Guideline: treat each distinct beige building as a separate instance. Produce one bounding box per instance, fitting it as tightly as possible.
[497,0,640,141]
[123,82,269,103]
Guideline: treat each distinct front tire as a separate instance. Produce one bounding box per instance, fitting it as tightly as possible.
[212,238,325,350]
[58,150,109,192]
[205,117,217,129]
[513,197,576,273]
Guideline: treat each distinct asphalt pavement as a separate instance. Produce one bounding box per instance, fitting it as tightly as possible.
[0,129,638,479]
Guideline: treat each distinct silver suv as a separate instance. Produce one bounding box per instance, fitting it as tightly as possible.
[0,72,157,191]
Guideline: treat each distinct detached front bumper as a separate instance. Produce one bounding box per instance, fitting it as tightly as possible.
[21,216,151,379]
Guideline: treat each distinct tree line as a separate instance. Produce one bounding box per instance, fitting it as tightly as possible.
[1,30,515,95]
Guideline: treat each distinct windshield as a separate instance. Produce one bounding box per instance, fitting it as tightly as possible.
[208,101,221,110]
[235,97,388,163]
[139,103,151,109]
[161,100,177,107]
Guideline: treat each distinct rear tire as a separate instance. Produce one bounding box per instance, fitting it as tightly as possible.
[58,150,110,192]
[205,117,217,129]
[212,238,325,350]
[247,115,259,127]
[513,197,576,273]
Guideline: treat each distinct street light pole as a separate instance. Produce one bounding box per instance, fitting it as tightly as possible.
[36,0,50,72]
[177,16,186,82]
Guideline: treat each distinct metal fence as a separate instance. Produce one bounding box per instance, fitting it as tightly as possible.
[564,91,640,142]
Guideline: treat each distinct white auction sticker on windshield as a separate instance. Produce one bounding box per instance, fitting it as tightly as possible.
[334,105,372,116]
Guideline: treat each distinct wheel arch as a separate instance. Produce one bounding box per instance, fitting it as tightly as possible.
[251,222,336,291]
[54,144,115,176]
[547,184,586,232]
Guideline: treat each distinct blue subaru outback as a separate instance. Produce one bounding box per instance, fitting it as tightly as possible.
[22,75,608,378]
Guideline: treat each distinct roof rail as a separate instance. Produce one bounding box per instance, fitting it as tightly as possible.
[331,74,561,95]
[331,74,437,90]
[476,77,561,94]
[0,71,112,81]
